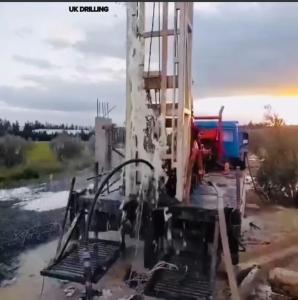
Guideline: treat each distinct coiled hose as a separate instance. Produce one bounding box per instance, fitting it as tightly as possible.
[85,158,154,241]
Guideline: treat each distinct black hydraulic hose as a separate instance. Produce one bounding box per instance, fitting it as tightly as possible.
[85,158,154,240]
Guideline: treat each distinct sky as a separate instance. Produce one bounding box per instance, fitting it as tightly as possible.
[0,2,298,126]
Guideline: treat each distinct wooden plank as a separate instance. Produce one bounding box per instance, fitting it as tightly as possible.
[144,74,178,90]
[143,70,161,77]
[148,102,178,117]
[176,2,187,201]
[142,29,178,38]
[184,108,191,115]
[214,184,240,300]
[148,102,178,109]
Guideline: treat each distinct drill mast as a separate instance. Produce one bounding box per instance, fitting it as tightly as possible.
[125,2,194,201]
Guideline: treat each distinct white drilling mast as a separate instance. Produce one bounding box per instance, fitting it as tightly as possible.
[125,2,194,201]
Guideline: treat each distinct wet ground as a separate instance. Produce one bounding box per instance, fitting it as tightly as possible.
[0,239,64,300]
[0,167,93,211]
[0,168,94,296]
[241,191,298,271]
[236,187,298,299]
[0,234,155,300]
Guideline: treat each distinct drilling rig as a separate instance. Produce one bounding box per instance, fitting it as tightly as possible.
[41,3,247,300]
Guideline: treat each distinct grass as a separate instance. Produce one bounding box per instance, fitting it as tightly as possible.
[26,142,61,173]
[0,142,62,186]
[0,141,94,187]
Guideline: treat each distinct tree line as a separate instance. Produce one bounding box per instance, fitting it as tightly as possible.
[0,119,94,141]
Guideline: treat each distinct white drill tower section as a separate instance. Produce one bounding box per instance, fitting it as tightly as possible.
[125,2,194,201]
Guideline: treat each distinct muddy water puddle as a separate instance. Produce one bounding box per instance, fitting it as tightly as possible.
[0,239,66,300]
[0,169,91,212]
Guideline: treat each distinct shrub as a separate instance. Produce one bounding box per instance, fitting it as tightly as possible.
[0,135,28,167]
[50,133,83,161]
[10,167,39,180]
[256,127,298,206]
[247,129,266,155]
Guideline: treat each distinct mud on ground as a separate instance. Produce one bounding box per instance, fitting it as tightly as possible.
[240,187,298,299]
[0,200,64,282]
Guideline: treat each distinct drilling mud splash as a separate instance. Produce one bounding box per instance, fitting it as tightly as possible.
[0,185,69,212]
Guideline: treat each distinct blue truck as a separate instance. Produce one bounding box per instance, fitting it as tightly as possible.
[193,120,249,170]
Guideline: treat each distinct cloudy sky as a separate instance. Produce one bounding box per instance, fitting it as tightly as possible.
[1,2,298,126]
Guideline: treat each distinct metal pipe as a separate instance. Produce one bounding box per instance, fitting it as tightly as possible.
[236,166,241,209]
[94,162,99,193]
[193,116,222,120]
[112,147,125,158]
[107,105,116,116]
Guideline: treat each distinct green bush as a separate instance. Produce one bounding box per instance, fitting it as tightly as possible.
[10,167,39,180]
[21,167,39,179]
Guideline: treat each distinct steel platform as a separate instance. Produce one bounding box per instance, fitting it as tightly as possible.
[40,239,121,283]
[144,251,213,300]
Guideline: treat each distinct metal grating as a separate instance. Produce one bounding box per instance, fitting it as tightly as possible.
[145,252,213,300]
[40,239,121,283]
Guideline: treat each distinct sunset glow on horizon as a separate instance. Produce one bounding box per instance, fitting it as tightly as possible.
[275,88,298,98]
[194,95,298,125]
